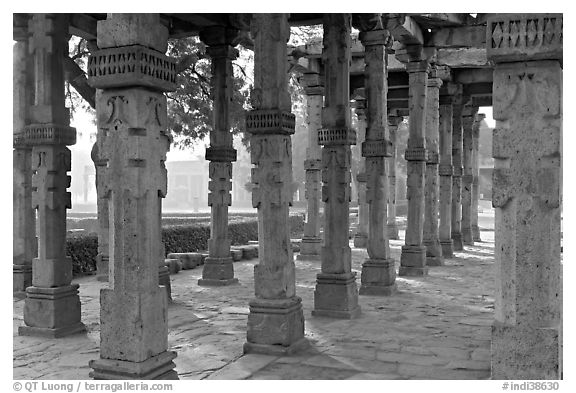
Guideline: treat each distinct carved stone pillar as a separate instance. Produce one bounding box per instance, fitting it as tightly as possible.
[423,69,443,266]
[13,15,35,293]
[353,103,368,248]
[397,46,430,277]
[298,67,323,260]
[487,13,562,379]
[87,14,177,379]
[199,26,239,286]
[312,14,360,318]
[386,114,402,240]
[91,142,109,282]
[461,105,478,246]
[244,13,307,354]
[471,113,484,242]
[358,23,395,296]
[438,92,454,257]
[18,14,85,338]
[451,89,465,251]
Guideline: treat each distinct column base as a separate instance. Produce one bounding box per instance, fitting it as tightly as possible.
[451,232,464,251]
[312,272,361,319]
[353,233,368,248]
[96,254,109,282]
[423,239,444,266]
[399,245,428,276]
[90,351,179,380]
[298,236,322,259]
[491,322,561,380]
[472,225,482,242]
[439,239,454,258]
[158,265,172,301]
[245,296,306,353]
[387,223,400,240]
[198,257,237,285]
[20,284,86,338]
[462,228,474,245]
[359,258,396,296]
[13,264,32,292]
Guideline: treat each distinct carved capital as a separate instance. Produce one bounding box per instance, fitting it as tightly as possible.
[487,14,562,63]
[23,124,76,146]
[439,164,453,176]
[246,109,295,135]
[205,146,237,162]
[361,139,392,158]
[88,45,177,92]
[404,147,428,161]
[318,128,357,146]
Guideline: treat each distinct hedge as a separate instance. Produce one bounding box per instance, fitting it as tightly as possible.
[66,214,304,276]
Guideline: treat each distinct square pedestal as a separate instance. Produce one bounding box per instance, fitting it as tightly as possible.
[13,264,32,293]
[198,257,238,286]
[359,258,396,296]
[353,233,368,248]
[491,323,561,380]
[451,232,464,251]
[399,245,428,276]
[19,284,85,338]
[245,297,306,355]
[298,236,322,260]
[440,239,454,258]
[462,228,474,245]
[90,351,178,380]
[423,239,444,266]
[312,272,361,318]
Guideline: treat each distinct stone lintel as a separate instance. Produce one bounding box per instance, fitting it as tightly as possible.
[205,146,237,162]
[97,14,169,53]
[404,147,428,161]
[361,139,392,158]
[23,124,76,146]
[486,14,562,63]
[87,45,177,92]
[90,351,178,380]
[246,109,296,135]
[318,128,356,146]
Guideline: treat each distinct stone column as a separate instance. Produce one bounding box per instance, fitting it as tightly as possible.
[461,105,478,246]
[13,15,35,293]
[423,68,443,266]
[487,13,562,379]
[353,104,368,248]
[244,13,307,354]
[91,142,109,282]
[87,14,177,379]
[312,14,360,318]
[450,90,465,251]
[438,92,454,257]
[471,113,485,242]
[18,14,85,338]
[397,46,429,276]
[298,67,323,260]
[386,114,402,240]
[198,26,239,286]
[358,23,395,296]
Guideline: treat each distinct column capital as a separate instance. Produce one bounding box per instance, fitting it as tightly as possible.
[486,13,562,63]
[300,72,324,95]
[427,77,443,89]
[199,25,239,47]
[405,60,430,74]
[359,28,392,47]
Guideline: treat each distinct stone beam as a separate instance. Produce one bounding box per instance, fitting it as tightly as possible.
[412,13,470,26]
[69,14,98,40]
[428,25,486,48]
[437,48,490,68]
[463,82,492,96]
[386,15,424,45]
[453,68,493,84]
[64,56,96,108]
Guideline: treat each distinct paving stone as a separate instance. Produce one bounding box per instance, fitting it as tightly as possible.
[471,348,491,361]
[205,354,278,380]
[428,346,470,360]
[345,372,402,380]
[249,362,358,380]
[445,359,490,371]
[376,351,447,366]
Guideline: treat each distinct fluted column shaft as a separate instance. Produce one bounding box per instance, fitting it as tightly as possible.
[471,113,484,242]
[461,106,478,245]
[386,115,402,240]
[353,105,368,248]
[451,93,465,251]
[438,94,454,257]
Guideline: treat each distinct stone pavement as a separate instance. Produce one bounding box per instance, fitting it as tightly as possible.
[14,217,495,380]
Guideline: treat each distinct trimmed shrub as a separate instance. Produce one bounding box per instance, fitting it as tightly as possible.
[66,235,98,276]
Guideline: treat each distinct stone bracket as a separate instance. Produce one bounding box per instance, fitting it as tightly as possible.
[246,109,296,135]
[23,124,77,146]
[404,147,428,161]
[361,139,392,157]
[318,128,357,146]
[205,146,237,162]
[88,45,177,92]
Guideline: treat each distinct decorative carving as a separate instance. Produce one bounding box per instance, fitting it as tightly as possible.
[356,171,367,183]
[487,14,562,62]
[31,147,72,211]
[246,109,295,135]
[205,147,237,162]
[88,45,177,92]
[208,162,233,207]
[452,165,463,177]
[404,147,428,161]
[318,128,356,146]
[438,164,453,176]
[427,151,439,164]
[321,148,351,204]
[361,139,392,157]
[304,158,321,171]
[23,124,76,146]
